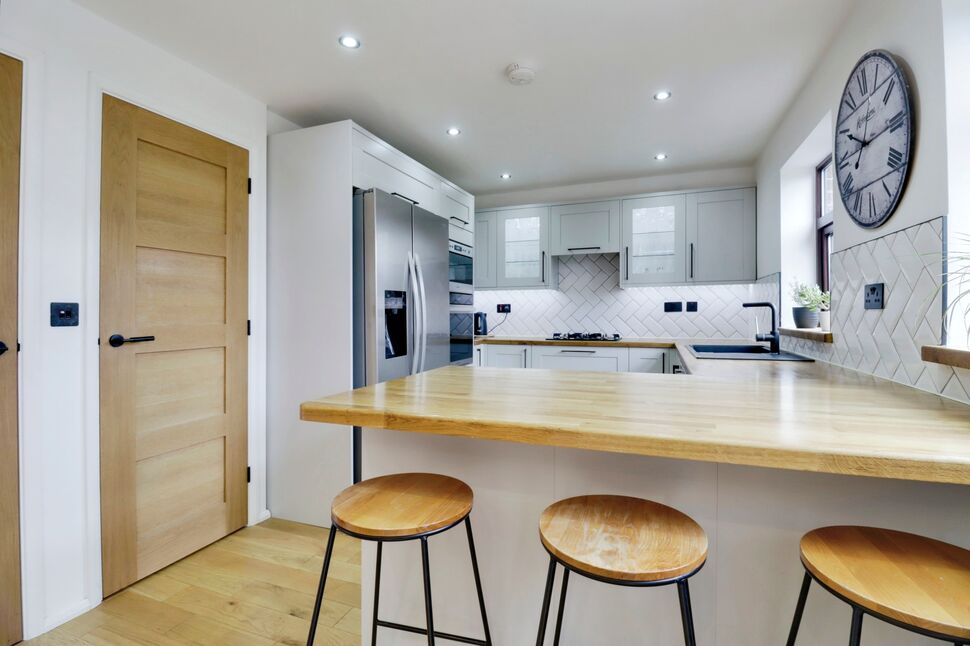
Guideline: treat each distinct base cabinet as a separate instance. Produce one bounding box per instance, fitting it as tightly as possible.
[531,346,629,372]
[628,348,666,373]
[483,344,530,368]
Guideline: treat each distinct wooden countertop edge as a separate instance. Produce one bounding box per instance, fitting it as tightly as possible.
[922,345,970,371]
[780,327,834,343]
[474,337,676,349]
[299,402,970,486]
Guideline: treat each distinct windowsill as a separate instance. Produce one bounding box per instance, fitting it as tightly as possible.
[780,327,834,343]
[921,345,970,370]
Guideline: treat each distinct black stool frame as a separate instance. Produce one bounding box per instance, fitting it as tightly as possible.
[786,567,970,646]
[535,550,704,646]
[307,514,492,646]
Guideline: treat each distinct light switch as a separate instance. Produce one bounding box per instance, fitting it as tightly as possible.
[51,302,79,327]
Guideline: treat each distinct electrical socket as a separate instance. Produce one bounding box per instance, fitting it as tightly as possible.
[864,283,884,310]
[496,304,511,313]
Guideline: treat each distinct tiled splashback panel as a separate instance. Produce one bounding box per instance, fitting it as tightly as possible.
[475,253,779,339]
[781,217,970,404]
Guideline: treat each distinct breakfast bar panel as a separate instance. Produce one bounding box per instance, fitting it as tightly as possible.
[300,364,970,485]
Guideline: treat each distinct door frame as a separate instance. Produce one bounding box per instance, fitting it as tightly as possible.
[8,50,269,637]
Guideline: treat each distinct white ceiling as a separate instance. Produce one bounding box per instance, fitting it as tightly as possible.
[74,0,856,195]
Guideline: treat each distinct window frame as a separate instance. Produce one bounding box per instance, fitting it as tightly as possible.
[815,155,834,292]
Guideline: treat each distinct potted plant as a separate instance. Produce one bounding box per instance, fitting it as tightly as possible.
[790,281,826,329]
[818,291,832,332]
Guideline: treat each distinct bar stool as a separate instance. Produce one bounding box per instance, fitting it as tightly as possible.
[535,495,708,646]
[307,473,492,646]
[786,526,970,645]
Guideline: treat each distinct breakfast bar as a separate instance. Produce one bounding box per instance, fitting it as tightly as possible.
[302,352,970,645]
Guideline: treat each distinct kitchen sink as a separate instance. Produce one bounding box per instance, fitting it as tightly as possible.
[688,344,813,362]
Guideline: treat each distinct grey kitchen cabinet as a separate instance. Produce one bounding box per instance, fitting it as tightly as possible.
[531,346,629,372]
[483,343,530,368]
[627,347,666,373]
[474,344,485,367]
[474,211,497,288]
[620,194,687,286]
[686,188,756,283]
[493,206,556,289]
[549,200,621,256]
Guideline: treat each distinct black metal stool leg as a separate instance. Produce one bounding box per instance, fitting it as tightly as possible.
[677,579,697,646]
[536,557,557,646]
[420,537,436,646]
[307,525,337,646]
[552,567,569,646]
[786,572,812,646]
[371,541,383,646]
[464,518,493,645]
[848,607,863,646]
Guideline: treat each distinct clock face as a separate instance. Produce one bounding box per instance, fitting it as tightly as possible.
[834,50,913,228]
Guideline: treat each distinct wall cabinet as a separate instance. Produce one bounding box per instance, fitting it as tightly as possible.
[686,188,756,283]
[483,343,530,368]
[493,207,556,289]
[549,200,620,256]
[531,346,629,372]
[620,194,687,286]
[475,212,498,288]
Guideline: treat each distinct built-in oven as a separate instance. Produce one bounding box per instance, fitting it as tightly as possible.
[449,290,474,365]
[449,240,474,292]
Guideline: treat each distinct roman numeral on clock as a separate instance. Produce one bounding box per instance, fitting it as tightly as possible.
[844,92,857,112]
[888,110,905,133]
[857,68,868,95]
[887,147,904,169]
[853,190,862,215]
[843,173,855,195]
[883,78,895,105]
[868,192,876,220]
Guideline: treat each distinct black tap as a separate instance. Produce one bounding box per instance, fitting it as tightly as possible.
[743,302,779,354]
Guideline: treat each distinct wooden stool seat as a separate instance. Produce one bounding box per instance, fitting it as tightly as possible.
[800,526,970,640]
[539,495,708,583]
[331,473,473,539]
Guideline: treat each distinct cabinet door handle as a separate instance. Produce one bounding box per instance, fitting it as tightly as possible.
[560,349,596,354]
[662,352,666,373]
[450,216,469,225]
[108,334,155,348]
[625,246,630,280]
[689,243,694,279]
[541,251,546,283]
[567,246,601,252]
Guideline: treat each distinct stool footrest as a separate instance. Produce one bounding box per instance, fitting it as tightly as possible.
[375,619,488,645]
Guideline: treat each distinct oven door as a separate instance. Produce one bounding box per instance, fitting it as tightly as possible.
[449,310,474,365]
[449,242,474,290]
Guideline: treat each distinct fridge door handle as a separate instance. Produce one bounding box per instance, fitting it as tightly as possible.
[407,251,421,375]
[413,252,429,373]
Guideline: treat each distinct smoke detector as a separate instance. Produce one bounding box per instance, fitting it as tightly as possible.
[506,64,535,86]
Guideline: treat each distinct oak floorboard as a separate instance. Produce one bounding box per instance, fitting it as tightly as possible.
[24,519,361,645]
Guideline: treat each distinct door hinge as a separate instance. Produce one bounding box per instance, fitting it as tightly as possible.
[17,341,21,352]
[247,178,252,195]
[247,319,251,336]
[246,466,251,483]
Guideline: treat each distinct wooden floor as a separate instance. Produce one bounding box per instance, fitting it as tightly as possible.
[24,519,361,645]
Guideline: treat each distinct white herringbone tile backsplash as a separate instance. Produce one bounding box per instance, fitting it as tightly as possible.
[781,217,970,404]
[475,254,779,340]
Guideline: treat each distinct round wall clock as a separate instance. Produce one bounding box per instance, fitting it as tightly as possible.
[834,49,914,228]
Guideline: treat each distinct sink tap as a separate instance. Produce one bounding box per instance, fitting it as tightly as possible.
[743,302,779,354]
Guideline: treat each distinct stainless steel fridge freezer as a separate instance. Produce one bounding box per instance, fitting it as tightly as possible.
[352,188,450,478]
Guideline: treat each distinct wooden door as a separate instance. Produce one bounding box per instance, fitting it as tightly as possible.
[100,95,248,596]
[0,52,23,646]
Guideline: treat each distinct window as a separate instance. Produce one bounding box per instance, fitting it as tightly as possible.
[816,156,834,292]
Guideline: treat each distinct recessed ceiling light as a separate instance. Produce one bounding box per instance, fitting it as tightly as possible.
[338,35,361,49]
[500,172,512,180]
[653,90,672,101]
[655,153,668,161]
[446,127,461,136]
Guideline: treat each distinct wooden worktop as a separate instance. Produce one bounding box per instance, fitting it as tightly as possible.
[301,348,970,485]
[473,336,674,348]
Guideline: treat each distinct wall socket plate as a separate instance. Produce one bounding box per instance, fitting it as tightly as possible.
[864,283,885,310]
[50,302,79,327]
[664,301,683,313]
[686,301,698,312]
[496,304,511,313]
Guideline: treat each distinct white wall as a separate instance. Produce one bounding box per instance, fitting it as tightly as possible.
[757,0,949,274]
[943,0,970,349]
[476,166,755,212]
[0,0,270,637]
[267,109,301,136]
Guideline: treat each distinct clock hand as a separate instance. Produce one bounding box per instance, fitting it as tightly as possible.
[855,96,872,169]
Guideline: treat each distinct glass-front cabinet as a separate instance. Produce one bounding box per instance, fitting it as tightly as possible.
[620,194,687,286]
[494,206,554,288]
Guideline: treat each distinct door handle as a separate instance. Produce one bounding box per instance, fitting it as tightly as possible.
[108,334,155,348]
[567,246,601,252]
[689,243,694,279]
[0,341,8,356]
[413,252,428,373]
[449,216,469,225]
[560,350,596,354]
[541,251,546,283]
[625,246,630,280]
[391,192,419,206]
[407,252,421,375]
